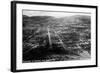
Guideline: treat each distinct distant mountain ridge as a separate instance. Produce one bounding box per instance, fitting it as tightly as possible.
[23,15,91,27]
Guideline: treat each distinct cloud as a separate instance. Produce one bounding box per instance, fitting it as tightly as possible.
[23,10,90,18]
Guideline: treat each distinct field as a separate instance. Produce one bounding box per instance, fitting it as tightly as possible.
[22,15,91,63]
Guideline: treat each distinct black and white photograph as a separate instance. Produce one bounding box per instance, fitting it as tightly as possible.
[22,10,91,63]
[11,1,97,72]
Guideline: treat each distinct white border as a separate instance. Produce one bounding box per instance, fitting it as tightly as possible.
[16,4,96,70]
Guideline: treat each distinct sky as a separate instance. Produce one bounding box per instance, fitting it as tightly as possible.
[23,10,91,18]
